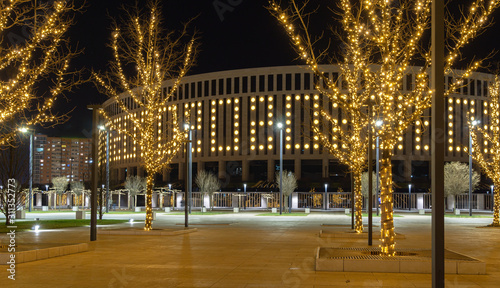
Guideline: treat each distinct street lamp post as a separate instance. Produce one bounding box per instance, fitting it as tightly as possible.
[469,120,480,217]
[375,120,382,216]
[277,122,284,215]
[19,127,34,212]
[491,185,494,211]
[183,124,193,225]
[408,184,412,211]
[69,157,74,207]
[324,184,328,210]
[244,183,247,210]
[99,126,111,213]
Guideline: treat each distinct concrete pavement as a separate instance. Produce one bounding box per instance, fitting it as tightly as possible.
[1,211,499,287]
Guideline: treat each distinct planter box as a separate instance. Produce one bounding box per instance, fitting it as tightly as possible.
[233,207,239,213]
[455,209,461,215]
[15,210,26,219]
[164,207,171,213]
[42,206,48,211]
[419,209,425,215]
[305,208,311,214]
[152,211,157,220]
[72,207,79,211]
[345,208,351,214]
[202,207,207,213]
[271,208,277,213]
[135,207,141,212]
[75,211,85,219]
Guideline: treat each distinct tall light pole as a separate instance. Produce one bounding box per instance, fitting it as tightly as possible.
[277,122,284,215]
[88,104,101,241]
[324,184,328,210]
[431,1,445,284]
[244,183,247,210]
[184,124,193,216]
[19,127,34,212]
[69,157,74,207]
[408,184,412,211]
[491,185,494,211]
[469,120,479,217]
[99,125,111,213]
[367,114,373,246]
[375,120,382,216]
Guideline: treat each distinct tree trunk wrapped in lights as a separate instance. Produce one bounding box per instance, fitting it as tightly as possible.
[470,77,500,227]
[93,1,197,231]
[0,0,83,147]
[269,0,500,255]
[379,149,395,254]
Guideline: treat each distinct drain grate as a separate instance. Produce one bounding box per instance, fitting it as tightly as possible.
[363,251,418,257]
[321,247,480,262]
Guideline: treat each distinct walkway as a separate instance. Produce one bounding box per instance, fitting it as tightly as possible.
[1,211,499,287]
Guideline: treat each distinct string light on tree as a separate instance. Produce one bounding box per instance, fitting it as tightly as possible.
[0,1,83,147]
[268,0,500,255]
[93,1,197,231]
[469,77,500,227]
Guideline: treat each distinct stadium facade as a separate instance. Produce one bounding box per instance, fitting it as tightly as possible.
[101,65,494,190]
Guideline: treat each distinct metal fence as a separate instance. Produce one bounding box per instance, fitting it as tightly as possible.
[54,190,489,211]
[455,194,478,210]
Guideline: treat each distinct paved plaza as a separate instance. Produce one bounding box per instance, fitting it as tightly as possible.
[1,211,499,287]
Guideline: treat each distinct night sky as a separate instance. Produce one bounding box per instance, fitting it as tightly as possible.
[38,0,500,138]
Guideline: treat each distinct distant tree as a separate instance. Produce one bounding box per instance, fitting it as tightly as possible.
[361,171,378,198]
[195,170,220,210]
[125,175,146,209]
[70,181,84,210]
[444,162,479,209]
[52,176,68,210]
[276,170,298,213]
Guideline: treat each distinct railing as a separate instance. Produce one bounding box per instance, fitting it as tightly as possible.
[455,194,478,210]
[329,192,351,209]
[212,192,233,208]
[26,190,494,211]
[297,192,323,208]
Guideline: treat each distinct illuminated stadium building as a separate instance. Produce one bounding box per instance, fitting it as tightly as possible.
[101,65,494,190]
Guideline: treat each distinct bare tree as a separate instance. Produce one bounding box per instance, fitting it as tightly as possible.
[444,162,480,210]
[361,172,378,198]
[276,170,298,213]
[269,0,500,255]
[470,77,500,226]
[195,170,220,210]
[125,175,146,210]
[0,0,84,147]
[93,1,197,230]
[52,176,67,210]
[70,181,84,210]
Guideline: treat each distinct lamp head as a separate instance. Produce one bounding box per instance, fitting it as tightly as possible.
[183,123,190,130]
[19,127,28,133]
[98,125,106,131]
[277,122,283,129]
[375,120,383,127]
[472,120,480,126]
